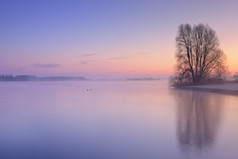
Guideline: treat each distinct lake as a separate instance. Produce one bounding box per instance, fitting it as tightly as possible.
[0,80,238,159]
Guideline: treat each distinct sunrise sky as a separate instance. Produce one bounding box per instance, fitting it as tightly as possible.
[1,0,237,78]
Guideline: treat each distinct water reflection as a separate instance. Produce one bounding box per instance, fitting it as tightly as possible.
[173,90,223,152]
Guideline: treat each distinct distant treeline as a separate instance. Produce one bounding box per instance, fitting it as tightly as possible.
[126,77,161,81]
[0,75,87,81]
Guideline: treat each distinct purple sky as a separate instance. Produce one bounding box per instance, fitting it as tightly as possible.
[1,0,238,78]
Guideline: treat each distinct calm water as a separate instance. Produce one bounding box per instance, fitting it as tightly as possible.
[0,80,238,159]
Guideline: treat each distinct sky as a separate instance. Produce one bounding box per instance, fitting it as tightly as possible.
[0,0,238,78]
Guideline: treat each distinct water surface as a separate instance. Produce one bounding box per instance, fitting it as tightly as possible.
[0,80,238,159]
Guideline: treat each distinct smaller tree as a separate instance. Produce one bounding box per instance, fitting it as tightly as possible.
[233,72,238,82]
[171,23,227,86]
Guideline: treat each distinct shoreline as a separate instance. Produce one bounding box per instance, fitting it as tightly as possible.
[178,83,238,96]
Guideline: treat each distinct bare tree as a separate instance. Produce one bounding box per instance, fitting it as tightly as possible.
[172,24,227,86]
[233,72,238,82]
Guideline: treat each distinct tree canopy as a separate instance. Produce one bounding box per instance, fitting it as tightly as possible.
[172,23,227,86]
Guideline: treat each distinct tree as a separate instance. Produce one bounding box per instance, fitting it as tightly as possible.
[233,72,238,82]
[172,23,227,86]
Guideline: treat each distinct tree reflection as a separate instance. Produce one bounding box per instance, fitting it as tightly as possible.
[173,90,223,152]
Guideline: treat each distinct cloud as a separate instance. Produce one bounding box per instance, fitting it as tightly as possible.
[80,61,88,65]
[107,52,150,61]
[81,53,97,57]
[32,63,61,68]
[79,53,98,64]
[80,60,96,65]
[107,56,131,60]
[80,54,132,64]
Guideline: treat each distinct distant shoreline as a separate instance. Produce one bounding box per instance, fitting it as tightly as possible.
[0,75,165,82]
[178,83,238,96]
[0,75,88,82]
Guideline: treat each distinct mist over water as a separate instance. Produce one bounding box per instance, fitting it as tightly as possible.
[0,80,238,159]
